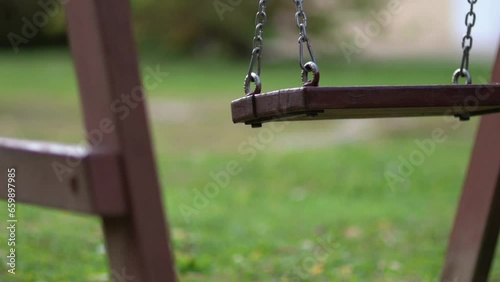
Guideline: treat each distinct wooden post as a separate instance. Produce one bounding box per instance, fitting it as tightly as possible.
[441,47,500,282]
[64,1,178,281]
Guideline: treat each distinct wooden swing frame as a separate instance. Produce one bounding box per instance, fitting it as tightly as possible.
[0,0,498,281]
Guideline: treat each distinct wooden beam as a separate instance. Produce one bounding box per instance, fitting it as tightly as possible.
[65,0,178,281]
[0,138,126,216]
[441,49,500,281]
[231,84,500,125]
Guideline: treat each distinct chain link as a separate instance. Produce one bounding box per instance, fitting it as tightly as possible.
[243,0,321,93]
[453,0,477,85]
[293,0,320,86]
[244,0,267,95]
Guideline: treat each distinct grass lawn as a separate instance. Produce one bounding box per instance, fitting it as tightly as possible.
[0,49,499,281]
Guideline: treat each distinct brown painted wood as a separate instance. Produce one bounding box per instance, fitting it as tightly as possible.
[231,84,500,126]
[0,138,125,215]
[65,1,178,281]
[441,49,500,281]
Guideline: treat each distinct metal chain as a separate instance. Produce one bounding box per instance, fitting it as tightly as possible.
[244,0,267,95]
[453,0,477,85]
[293,0,320,86]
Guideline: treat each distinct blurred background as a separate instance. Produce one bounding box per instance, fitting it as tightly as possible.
[1,0,499,59]
[0,0,499,281]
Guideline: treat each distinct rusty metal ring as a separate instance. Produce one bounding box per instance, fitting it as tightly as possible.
[244,72,262,95]
[302,61,320,87]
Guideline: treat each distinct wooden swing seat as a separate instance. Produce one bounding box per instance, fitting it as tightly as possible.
[231,84,500,127]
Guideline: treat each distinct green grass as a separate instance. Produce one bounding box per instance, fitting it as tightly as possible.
[0,48,494,100]
[0,49,499,281]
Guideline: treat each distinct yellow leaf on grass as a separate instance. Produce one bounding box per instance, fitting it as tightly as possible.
[340,265,353,277]
[310,262,324,275]
[251,250,262,260]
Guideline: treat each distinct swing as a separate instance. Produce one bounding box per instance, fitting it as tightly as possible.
[231,0,500,128]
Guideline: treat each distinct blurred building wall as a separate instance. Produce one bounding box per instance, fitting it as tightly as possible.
[452,0,500,58]
[363,0,499,60]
